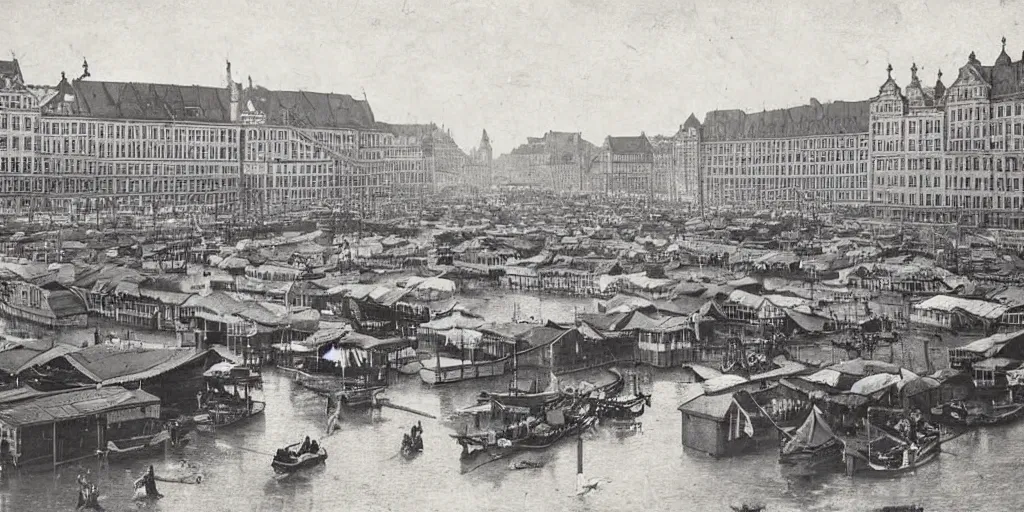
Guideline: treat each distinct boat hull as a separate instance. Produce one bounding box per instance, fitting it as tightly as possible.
[197,401,266,431]
[862,438,941,475]
[272,448,328,474]
[419,358,507,385]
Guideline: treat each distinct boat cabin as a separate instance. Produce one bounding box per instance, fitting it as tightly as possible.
[0,386,160,468]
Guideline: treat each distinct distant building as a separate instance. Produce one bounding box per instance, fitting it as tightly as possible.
[593,133,655,199]
[467,129,493,190]
[700,100,871,210]
[496,131,597,192]
[870,38,1024,229]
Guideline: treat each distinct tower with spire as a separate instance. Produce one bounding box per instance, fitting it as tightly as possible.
[470,129,493,189]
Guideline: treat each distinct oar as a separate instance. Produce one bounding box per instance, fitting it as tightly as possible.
[214,440,276,457]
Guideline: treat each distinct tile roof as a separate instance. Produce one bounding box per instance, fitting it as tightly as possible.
[0,386,159,428]
[0,60,22,81]
[682,112,701,130]
[243,86,375,129]
[940,45,1024,100]
[605,135,653,155]
[56,79,233,123]
[701,99,869,141]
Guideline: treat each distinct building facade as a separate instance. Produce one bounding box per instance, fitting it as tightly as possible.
[496,131,597,192]
[0,59,473,223]
[871,39,1024,229]
[700,100,871,210]
[592,134,655,200]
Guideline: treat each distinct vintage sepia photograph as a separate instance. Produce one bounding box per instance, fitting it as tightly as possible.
[2,0,1024,510]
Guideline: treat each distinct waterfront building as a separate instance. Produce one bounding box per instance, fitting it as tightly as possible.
[496,131,598,192]
[870,39,1024,229]
[701,100,870,210]
[0,274,87,328]
[677,385,772,458]
[0,386,161,468]
[0,59,473,222]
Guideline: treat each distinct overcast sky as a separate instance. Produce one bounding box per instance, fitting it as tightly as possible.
[4,0,1024,153]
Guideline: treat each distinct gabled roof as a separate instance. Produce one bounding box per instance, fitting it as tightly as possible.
[56,347,219,385]
[0,59,23,83]
[682,113,701,130]
[605,135,653,155]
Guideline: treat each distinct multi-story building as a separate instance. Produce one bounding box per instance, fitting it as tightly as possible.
[0,59,472,223]
[649,116,701,204]
[700,100,871,210]
[680,114,703,207]
[592,133,655,199]
[496,131,597,192]
[871,39,1024,229]
[431,126,471,193]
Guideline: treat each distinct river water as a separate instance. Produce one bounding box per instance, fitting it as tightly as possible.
[0,365,1018,512]
[0,291,1016,512]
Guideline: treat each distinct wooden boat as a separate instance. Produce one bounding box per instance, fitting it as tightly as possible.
[271,443,328,474]
[930,401,1024,427]
[453,400,596,455]
[863,434,941,474]
[196,400,266,431]
[418,356,508,385]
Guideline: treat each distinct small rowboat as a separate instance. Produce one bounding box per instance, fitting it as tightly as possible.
[271,444,328,475]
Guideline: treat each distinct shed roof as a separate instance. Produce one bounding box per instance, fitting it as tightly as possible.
[0,387,158,428]
[914,295,1007,319]
[57,347,218,385]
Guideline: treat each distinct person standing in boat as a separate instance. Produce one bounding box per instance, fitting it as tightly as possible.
[299,436,311,455]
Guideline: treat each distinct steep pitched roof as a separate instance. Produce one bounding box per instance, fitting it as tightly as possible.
[55,79,233,123]
[605,135,653,154]
[0,59,23,82]
[701,100,869,141]
[243,86,375,129]
[682,113,701,130]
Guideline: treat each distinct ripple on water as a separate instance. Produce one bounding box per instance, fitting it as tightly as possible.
[0,366,1015,511]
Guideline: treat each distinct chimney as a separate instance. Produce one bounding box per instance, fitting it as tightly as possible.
[227,61,239,122]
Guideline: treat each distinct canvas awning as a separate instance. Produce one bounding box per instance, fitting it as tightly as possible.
[781,406,837,454]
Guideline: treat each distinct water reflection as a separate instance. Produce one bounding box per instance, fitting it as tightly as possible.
[0,365,1018,511]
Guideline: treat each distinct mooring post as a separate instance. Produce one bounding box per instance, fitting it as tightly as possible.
[576,435,584,494]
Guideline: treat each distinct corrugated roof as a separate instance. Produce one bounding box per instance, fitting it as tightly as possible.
[0,387,159,427]
[58,347,218,385]
[677,392,735,421]
[914,295,1008,319]
[339,332,412,351]
[958,329,1024,356]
